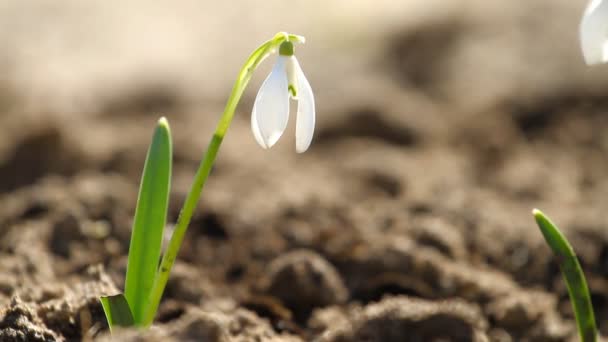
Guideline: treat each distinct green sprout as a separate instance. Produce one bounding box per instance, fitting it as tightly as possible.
[101,117,171,329]
[100,32,310,330]
[532,209,598,342]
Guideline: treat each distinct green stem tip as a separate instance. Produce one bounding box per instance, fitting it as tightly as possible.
[157,116,169,128]
[532,209,598,342]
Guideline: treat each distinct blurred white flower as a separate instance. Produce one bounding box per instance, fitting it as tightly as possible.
[251,41,315,153]
[580,0,608,65]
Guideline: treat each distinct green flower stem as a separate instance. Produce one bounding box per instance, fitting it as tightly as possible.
[142,32,302,326]
[533,209,597,342]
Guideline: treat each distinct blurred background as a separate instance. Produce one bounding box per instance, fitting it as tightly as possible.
[1,0,608,340]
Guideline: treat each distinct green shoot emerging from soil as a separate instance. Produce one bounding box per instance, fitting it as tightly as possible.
[101,32,307,330]
[532,209,598,342]
[101,117,172,329]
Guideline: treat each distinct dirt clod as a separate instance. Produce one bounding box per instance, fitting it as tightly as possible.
[259,250,348,321]
[318,296,489,342]
[0,297,59,342]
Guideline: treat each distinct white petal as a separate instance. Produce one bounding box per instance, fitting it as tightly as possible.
[251,56,290,148]
[580,0,608,65]
[251,103,268,149]
[293,58,315,153]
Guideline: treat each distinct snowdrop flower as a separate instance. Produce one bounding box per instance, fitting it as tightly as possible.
[580,0,608,65]
[251,40,315,153]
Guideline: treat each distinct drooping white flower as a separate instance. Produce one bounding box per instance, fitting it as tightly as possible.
[580,0,608,65]
[251,41,315,153]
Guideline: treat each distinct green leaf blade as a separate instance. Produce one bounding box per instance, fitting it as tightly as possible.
[100,294,135,330]
[124,117,172,325]
[532,209,597,342]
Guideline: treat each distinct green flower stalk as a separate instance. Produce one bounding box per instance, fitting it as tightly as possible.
[143,32,310,326]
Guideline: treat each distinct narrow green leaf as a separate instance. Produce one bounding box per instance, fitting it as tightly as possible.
[532,209,597,342]
[100,294,135,330]
[124,117,172,325]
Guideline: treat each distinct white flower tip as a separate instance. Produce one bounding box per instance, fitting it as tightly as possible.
[252,125,284,150]
[251,110,269,150]
[251,121,283,150]
[580,0,608,65]
[295,142,311,153]
[582,53,600,66]
[580,34,608,65]
[266,132,282,148]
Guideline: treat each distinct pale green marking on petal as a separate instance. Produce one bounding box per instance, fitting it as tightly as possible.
[288,84,297,98]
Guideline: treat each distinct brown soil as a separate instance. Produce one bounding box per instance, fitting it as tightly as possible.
[1,1,608,341]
